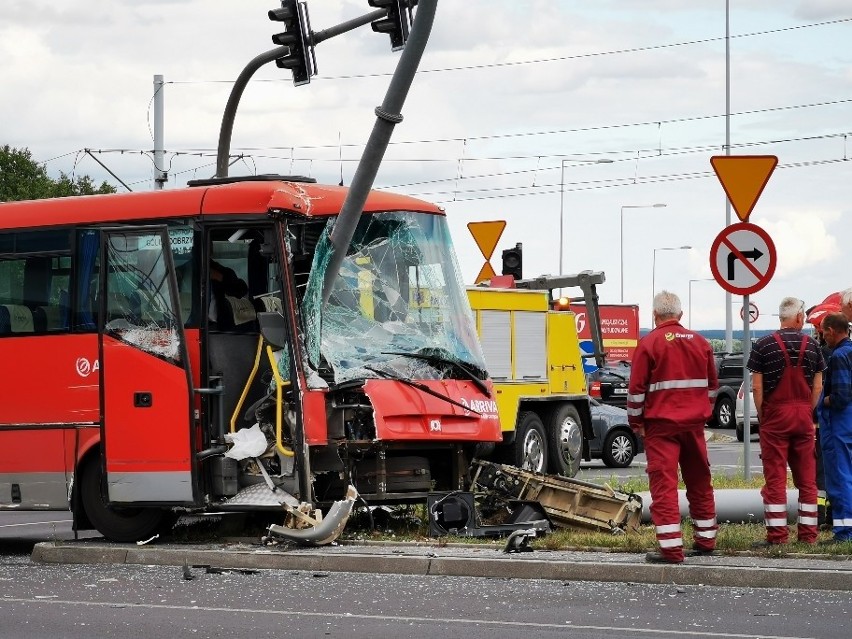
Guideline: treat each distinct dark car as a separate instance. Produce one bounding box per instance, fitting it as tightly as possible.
[588,398,643,468]
[588,361,631,408]
[710,352,745,429]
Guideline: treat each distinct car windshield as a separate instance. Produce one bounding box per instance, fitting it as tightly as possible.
[302,211,487,384]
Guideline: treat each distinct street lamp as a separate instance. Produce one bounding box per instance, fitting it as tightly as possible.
[559,158,613,275]
[688,278,715,329]
[652,245,692,301]
[620,203,667,302]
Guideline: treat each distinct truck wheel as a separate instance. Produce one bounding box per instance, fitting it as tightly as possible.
[602,429,636,468]
[80,458,175,543]
[514,412,548,474]
[547,404,582,477]
[714,396,734,429]
[735,422,745,442]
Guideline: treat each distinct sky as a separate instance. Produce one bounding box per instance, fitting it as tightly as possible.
[2,0,850,330]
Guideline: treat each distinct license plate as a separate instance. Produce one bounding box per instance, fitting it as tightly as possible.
[613,388,628,395]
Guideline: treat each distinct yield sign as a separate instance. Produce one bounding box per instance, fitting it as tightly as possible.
[710,155,778,221]
[709,222,776,295]
[468,220,506,284]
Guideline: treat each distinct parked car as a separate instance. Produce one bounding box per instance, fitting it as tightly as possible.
[710,352,745,429]
[734,378,760,442]
[588,398,643,468]
[588,361,631,408]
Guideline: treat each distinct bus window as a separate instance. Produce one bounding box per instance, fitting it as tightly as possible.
[208,228,275,331]
[104,230,182,364]
[0,229,71,334]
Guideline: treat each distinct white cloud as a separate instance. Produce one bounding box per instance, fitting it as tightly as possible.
[754,209,840,276]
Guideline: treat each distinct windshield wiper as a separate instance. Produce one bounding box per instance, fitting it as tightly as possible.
[364,366,482,415]
[381,350,491,397]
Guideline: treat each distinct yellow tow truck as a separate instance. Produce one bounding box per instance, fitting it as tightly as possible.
[467,272,606,477]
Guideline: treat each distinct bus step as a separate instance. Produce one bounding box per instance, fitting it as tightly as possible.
[221,483,298,508]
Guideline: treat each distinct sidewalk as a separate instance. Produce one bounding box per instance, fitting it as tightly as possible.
[31,538,852,592]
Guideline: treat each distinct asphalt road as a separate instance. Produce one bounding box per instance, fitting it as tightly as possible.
[578,425,763,483]
[1,552,849,639]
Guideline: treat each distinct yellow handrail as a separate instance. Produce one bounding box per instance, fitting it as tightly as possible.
[230,335,265,433]
[267,345,295,457]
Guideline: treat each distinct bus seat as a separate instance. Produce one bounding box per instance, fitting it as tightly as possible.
[29,306,47,332]
[224,295,257,327]
[39,305,64,331]
[0,304,34,333]
[58,290,70,329]
[179,291,193,324]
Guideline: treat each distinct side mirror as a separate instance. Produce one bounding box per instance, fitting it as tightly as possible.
[258,312,288,349]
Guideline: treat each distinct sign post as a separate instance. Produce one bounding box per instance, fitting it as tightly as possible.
[710,154,778,480]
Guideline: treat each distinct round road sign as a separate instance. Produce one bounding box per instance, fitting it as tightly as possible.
[740,302,759,323]
[709,222,776,295]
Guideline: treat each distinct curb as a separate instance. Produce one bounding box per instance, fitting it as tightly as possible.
[31,542,852,592]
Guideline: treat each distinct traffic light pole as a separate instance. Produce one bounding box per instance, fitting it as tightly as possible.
[322,0,438,304]
[215,5,400,178]
[216,45,291,178]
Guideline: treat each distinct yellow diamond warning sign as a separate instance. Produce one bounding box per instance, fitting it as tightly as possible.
[710,155,778,221]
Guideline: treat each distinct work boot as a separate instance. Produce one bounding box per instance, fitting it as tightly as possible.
[645,552,683,564]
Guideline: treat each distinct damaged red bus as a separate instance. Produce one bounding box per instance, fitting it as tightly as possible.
[0,176,500,541]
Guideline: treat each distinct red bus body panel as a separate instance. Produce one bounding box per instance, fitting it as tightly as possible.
[0,334,99,426]
[363,379,501,442]
[101,335,192,475]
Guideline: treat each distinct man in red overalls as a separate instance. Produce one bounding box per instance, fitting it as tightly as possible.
[627,291,719,564]
[748,297,825,546]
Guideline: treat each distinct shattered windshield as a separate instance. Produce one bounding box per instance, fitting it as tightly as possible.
[302,211,487,385]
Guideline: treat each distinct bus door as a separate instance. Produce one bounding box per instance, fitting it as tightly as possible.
[98,227,196,505]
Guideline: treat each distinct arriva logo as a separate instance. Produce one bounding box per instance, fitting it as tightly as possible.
[76,357,100,377]
[459,397,499,417]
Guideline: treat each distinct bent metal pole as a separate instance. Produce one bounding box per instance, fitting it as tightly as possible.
[321,0,439,306]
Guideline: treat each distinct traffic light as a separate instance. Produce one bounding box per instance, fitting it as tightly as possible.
[368,0,416,51]
[269,0,315,86]
[501,243,523,280]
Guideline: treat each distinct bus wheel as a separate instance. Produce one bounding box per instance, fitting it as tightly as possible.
[514,412,548,474]
[80,459,175,543]
[547,404,582,477]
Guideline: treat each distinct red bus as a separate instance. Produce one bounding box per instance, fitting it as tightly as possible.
[0,176,500,541]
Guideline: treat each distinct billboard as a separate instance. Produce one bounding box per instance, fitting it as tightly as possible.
[569,303,641,363]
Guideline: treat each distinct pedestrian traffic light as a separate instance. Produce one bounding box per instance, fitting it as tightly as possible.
[269,0,315,86]
[368,0,415,51]
[501,243,523,280]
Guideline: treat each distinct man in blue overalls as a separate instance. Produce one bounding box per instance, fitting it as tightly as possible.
[818,312,852,543]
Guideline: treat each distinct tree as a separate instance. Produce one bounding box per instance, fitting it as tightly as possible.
[0,145,116,202]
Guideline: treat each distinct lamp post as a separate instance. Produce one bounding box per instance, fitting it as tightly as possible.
[688,278,715,329]
[652,245,692,301]
[559,158,613,276]
[620,203,667,302]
